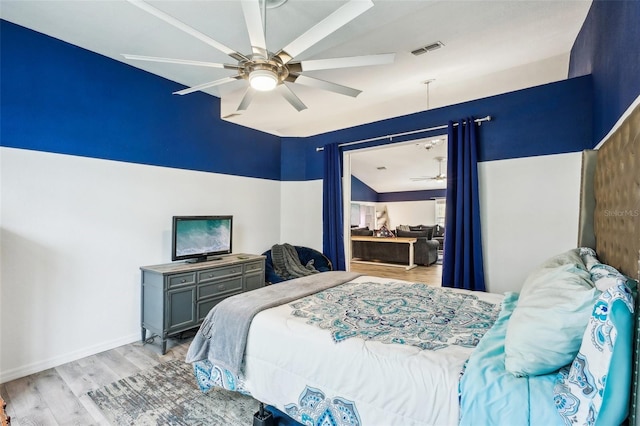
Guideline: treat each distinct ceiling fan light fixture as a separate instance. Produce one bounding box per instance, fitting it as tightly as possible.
[125,0,391,111]
[249,69,278,91]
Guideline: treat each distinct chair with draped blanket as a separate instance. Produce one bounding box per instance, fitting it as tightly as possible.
[262,244,333,284]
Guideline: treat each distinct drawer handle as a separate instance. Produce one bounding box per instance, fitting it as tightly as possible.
[181,279,186,283]
[217,284,226,291]
[208,274,214,278]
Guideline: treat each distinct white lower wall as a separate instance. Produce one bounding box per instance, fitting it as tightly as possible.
[0,147,282,383]
[0,148,582,382]
[280,180,324,251]
[479,152,582,294]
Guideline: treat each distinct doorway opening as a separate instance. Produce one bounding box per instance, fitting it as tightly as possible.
[343,135,447,281]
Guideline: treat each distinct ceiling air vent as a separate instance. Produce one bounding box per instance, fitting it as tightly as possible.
[411,41,444,56]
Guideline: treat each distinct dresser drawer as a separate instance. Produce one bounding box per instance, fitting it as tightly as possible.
[167,272,196,288]
[198,277,243,299]
[197,295,232,322]
[244,260,264,274]
[197,265,242,282]
[141,254,264,355]
[245,272,264,292]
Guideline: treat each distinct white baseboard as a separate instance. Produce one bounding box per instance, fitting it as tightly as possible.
[0,332,140,384]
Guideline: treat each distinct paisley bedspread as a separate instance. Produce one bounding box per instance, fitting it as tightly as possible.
[290,281,499,350]
[192,275,504,426]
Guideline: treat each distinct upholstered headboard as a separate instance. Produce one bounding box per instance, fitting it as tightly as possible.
[580,101,640,425]
[577,149,598,249]
[593,105,640,276]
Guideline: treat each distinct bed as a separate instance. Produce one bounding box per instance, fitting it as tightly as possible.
[185,102,640,426]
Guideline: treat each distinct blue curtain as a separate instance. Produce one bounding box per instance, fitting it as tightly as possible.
[442,118,486,291]
[322,143,346,270]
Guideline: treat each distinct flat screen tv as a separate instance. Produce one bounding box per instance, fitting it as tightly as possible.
[171,215,233,263]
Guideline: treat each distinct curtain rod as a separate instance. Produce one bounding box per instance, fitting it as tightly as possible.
[315,115,492,152]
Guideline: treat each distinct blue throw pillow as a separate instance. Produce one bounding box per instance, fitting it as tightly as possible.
[553,281,634,425]
[597,296,633,425]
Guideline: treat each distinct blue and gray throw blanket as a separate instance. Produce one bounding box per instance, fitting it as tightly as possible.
[271,243,318,280]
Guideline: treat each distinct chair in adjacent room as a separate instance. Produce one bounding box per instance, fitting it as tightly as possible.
[262,245,333,284]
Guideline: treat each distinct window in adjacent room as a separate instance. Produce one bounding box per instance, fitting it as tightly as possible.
[435,198,446,227]
[362,204,375,229]
[350,203,360,227]
[351,203,375,229]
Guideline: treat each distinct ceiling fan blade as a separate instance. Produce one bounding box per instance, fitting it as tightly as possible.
[295,53,395,72]
[241,0,268,59]
[410,177,429,181]
[222,112,243,119]
[289,74,361,98]
[126,0,249,62]
[276,0,374,64]
[122,54,240,70]
[173,76,242,96]
[237,87,256,111]
[277,84,307,112]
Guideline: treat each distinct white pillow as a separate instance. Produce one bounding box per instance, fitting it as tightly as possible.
[504,251,599,377]
[533,247,585,270]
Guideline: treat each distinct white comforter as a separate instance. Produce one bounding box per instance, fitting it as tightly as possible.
[234,275,504,426]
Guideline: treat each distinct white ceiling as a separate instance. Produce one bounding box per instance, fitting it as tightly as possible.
[350,135,449,192]
[0,0,592,191]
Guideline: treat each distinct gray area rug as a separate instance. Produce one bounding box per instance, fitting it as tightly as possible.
[88,359,259,425]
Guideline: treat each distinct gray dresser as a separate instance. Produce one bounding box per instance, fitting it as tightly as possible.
[140,253,265,354]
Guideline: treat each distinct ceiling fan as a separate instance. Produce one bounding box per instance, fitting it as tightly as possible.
[122,0,395,112]
[410,156,447,182]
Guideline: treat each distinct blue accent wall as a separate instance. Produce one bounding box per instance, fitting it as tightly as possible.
[351,176,377,202]
[569,0,640,144]
[285,76,594,181]
[351,174,446,203]
[5,0,638,185]
[0,20,282,180]
[379,189,447,203]
[280,137,308,181]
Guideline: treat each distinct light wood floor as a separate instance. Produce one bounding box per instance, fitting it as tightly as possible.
[349,260,442,285]
[0,334,193,426]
